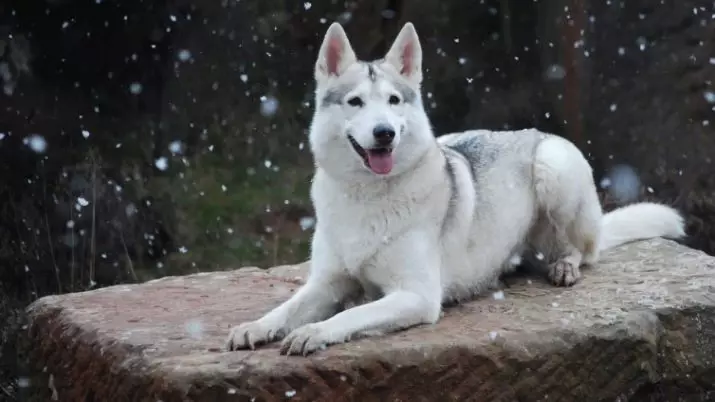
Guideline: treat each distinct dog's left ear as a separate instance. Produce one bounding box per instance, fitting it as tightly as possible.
[384,22,423,84]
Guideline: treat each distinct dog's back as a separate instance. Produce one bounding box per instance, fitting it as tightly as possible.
[439,128,547,186]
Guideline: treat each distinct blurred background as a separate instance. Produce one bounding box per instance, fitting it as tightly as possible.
[1,0,714,398]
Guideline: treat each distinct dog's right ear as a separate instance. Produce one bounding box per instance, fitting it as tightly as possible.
[384,22,423,84]
[315,23,357,83]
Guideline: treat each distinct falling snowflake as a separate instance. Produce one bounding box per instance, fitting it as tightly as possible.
[168,140,183,154]
[24,134,48,153]
[636,37,647,51]
[260,95,279,117]
[155,157,168,171]
[177,49,192,62]
[184,319,204,339]
[129,82,143,95]
[509,254,522,266]
[604,164,640,203]
[545,64,566,80]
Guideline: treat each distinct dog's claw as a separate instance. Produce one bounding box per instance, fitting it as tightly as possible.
[225,320,284,351]
[280,323,335,356]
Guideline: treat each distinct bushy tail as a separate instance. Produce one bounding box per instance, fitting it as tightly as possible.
[599,202,686,251]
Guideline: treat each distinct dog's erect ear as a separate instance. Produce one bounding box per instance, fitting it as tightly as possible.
[315,23,357,82]
[384,22,423,84]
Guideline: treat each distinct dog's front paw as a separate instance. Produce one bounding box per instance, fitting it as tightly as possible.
[548,259,581,287]
[225,319,286,351]
[279,323,347,356]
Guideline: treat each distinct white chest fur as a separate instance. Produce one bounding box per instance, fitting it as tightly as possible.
[310,164,449,277]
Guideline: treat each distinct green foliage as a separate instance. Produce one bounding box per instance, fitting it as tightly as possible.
[145,145,314,278]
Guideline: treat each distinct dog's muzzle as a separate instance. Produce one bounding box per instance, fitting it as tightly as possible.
[348,134,394,175]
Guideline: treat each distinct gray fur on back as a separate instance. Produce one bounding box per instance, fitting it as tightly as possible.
[440,128,549,190]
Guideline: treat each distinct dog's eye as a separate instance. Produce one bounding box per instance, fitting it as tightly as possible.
[388,95,401,105]
[347,97,364,107]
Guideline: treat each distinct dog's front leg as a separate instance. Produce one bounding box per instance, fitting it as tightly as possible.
[226,229,356,351]
[280,232,442,355]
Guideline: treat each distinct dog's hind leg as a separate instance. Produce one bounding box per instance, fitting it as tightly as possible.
[531,136,603,286]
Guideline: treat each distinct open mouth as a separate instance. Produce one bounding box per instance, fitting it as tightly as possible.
[348,135,394,175]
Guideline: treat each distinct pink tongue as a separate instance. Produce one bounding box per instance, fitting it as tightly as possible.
[366,151,394,174]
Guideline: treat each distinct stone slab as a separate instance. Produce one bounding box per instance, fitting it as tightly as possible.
[23,239,715,401]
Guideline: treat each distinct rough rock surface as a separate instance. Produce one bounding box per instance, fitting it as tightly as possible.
[24,239,715,401]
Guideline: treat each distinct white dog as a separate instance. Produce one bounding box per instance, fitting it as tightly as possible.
[225,22,686,356]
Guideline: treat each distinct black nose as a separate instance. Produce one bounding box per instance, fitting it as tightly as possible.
[372,124,396,146]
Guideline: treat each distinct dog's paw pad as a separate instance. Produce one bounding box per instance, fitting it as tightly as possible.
[548,259,581,287]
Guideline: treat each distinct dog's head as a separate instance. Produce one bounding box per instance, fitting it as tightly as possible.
[309,22,434,179]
